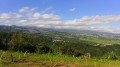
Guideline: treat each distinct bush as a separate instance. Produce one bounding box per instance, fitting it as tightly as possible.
[102,51,118,60]
[36,45,51,54]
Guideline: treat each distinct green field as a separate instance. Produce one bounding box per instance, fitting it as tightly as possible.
[0,50,120,67]
[79,35,120,45]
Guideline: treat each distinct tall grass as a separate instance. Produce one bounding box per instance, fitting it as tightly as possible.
[0,50,120,67]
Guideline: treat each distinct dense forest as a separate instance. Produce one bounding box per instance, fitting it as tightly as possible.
[0,30,120,59]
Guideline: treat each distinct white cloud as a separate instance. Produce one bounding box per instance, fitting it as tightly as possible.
[42,14,60,20]
[0,13,12,20]
[15,14,23,18]
[89,26,120,33]
[29,12,42,20]
[0,13,22,21]
[19,7,36,13]
[28,12,60,20]
[1,7,120,33]
[69,8,76,12]
[63,15,120,26]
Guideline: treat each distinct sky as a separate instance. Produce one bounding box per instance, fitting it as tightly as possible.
[0,0,120,33]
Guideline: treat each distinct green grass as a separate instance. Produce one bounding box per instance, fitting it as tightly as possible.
[80,36,120,45]
[0,50,120,67]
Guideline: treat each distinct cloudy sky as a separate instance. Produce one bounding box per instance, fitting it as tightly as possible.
[0,0,120,33]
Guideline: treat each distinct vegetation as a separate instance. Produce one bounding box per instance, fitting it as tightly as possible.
[0,30,120,66]
[79,35,120,45]
[0,50,120,67]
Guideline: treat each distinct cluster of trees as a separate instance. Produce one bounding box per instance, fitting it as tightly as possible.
[0,31,120,58]
[0,31,52,52]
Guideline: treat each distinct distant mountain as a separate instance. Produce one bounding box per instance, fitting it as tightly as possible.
[55,29,120,39]
[0,25,120,39]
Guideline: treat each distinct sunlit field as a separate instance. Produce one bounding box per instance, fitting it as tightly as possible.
[0,50,120,67]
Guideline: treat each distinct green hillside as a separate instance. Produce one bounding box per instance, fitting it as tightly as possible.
[0,28,120,67]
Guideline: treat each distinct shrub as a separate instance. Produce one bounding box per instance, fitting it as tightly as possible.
[102,51,118,60]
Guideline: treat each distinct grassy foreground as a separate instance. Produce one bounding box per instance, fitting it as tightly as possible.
[0,50,120,67]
